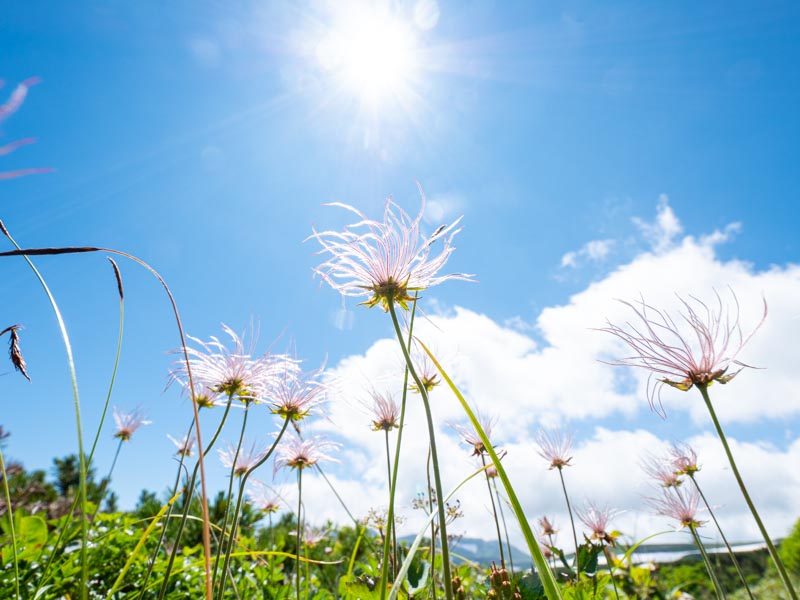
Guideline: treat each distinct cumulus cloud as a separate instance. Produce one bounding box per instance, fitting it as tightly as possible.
[560,239,615,269]
[306,201,800,548]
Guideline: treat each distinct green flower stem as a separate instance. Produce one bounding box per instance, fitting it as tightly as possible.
[216,418,289,600]
[158,393,236,600]
[212,403,250,592]
[480,454,505,568]
[418,340,563,600]
[384,429,397,579]
[0,447,20,600]
[698,384,798,600]
[0,229,89,600]
[388,300,454,600]
[690,525,726,600]
[426,446,436,597]
[139,418,195,598]
[557,467,579,577]
[90,438,123,520]
[296,467,304,600]
[690,475,755,600]
[603,546,621,600]
[492,477,515,576]
[379,294,418,600]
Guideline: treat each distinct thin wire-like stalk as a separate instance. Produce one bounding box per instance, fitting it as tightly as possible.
[90,438,123,520]
[158,394,235,600]
[139,418,195,598]
[690,475,755,599]
[0,242,214,598]
[379,294,418,600]
[698,384,798,600]
[689,525,726,600]
[547,534,557,571]
[388,300,453,600]
[480,454,505,568]
[426,446,436,598]
[0,447,20,600]
[557,467,579,577]
[296,468,304,600]
[0,227,89,600]
[384,429,397,579]
[216,418,290,600]
[212,404,250,592]
[491,477,515,576]
[603,546,621,600]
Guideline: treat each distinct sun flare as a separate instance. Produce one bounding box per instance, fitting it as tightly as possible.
[316,9,419,107]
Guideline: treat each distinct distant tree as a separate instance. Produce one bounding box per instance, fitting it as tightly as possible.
[780,518,800,576]
[104,491,119,513]
[134,489,161,519]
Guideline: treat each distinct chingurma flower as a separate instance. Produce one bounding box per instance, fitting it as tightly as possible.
[641,453,683,488]
[113,406,151,442]
[648,487,705,530]
[577,502,620,546]
[409,346,440,393]
[246,480,283,515]
[308,189,474,311]
[172,324,297,403]
[598,290,766,413]
[297,525,328,547]
[369,390,400,432]
[539,516,559,537]
[0,77,53,182]
[167,433,195,457]
[274,435,341,472]
[452,411,496,456]
[268,363,327,421]
[535,428,574,470]
[218,441,268,477]
[670,442,701,476]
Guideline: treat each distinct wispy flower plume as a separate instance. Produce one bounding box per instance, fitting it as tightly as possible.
[648,487,705,529]
[167,433,194,457]
[113,406,151,442]
[274,435,341,473]
[598,290,766,415]
[369,390,400,432]
[577,502,621,546]
[535,428,574,470]
[308,187,474,311]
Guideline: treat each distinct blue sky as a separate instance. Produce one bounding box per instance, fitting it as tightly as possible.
[2,1,800,546]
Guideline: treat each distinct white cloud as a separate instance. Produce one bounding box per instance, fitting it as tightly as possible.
[307,201,800,548]
[633,193,683,252]
[560,239,615,269]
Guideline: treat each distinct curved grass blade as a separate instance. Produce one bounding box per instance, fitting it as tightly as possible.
[417,340,564,600]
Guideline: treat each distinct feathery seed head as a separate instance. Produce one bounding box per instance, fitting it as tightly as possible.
[369,390,400,432]
[308,187,474,312]
[167,433,194,457]
[452,411,496,456]
[535,428,574,470]
[577,502,621,546]
[113,406,151,442]
[648,487,705,530]
[670,442,701,476]
[598,290,766,415]
[274,435,341,472]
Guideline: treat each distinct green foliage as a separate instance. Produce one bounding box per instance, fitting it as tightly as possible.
[781,518,800,576]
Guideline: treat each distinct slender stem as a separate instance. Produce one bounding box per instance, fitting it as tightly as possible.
[481,455,505,568]
[690,525,726,600]
[216,418,289,600]
[379,294,418,600]
[557,467,579,577]
[690,475,755,600]
[90,438,123,521]
[547,534,557,571]
[426,445,436,597]
[296,468,303,600]
[213,403,250,592]
[492,477,515,576]
[158,394,235,600]
[698,384,798,600]
[603,546,621,600]
[384,429,397,579]
[388,300,453,600]
[139,418,195,598]
[0,447,20,600]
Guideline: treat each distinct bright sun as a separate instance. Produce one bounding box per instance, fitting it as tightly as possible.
[316,9,419,107]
